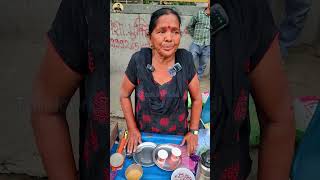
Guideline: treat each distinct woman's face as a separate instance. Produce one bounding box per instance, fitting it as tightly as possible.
[149,14,181,58]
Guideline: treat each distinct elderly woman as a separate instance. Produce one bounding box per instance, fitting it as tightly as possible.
[120,8,202,156]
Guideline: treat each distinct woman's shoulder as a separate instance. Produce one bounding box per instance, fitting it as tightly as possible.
[176,48,192,56]
[130,48,152,62]
[176,48,194,66]
[176,48,193,60]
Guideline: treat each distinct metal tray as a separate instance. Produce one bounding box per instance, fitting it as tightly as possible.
[133,142,157,167]
[152,144,182,171]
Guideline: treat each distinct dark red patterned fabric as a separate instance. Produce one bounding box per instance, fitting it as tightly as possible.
[134,81,189,135]
[220,162,240,180]
[211,0,278,179]
[234,89,248,122]
[93,91,108,123]
[88,51,95,73]
[47,0,109,179]
[125,49,196,135]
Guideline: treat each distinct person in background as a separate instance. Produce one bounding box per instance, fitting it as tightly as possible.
[187,0,210,80]
[269,0,312,59]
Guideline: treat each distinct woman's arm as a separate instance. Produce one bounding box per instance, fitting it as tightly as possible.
[181,74,202,155]
[188,74,202,131]
[31,40,82,180]
[249,37,295,180]
[120,75,141,153]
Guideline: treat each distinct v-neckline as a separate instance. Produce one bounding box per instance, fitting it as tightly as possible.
[151,57,177,86]
[153,77,174,87]
[145,48,178,86]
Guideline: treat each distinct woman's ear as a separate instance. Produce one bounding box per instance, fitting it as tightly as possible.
[146,34,152,48]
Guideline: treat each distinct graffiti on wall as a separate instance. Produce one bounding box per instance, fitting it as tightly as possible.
[110,14,189,51]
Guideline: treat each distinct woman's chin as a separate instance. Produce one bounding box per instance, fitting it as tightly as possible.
[159,49,176,58]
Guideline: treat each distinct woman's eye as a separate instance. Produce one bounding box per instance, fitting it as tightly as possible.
[172,31,180,35]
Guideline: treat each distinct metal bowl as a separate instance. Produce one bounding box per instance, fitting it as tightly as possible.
[152,144,182,171]
[133,142,157,167]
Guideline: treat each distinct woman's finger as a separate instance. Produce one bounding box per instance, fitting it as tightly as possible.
[194,140,198,152]
[190,141,194,154]
[138,135,142,144]
[124,138,128,148]
[189,140,192,154]
[126,138,130,153]
[192,138,197,153]
[192,142,196,154]
[180,137,186,146]
[191,138,196,153]
[193,143,197,154]
[133,138,138,152]
[187,141,192,156]
[128,138,133,154]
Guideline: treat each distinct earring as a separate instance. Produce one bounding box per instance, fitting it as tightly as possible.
[150,44,153,49]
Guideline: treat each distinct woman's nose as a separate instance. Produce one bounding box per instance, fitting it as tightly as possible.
[164,32,173,41]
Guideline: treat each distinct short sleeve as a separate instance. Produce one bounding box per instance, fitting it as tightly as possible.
[249,0,278,72]
[186,51,197,83]
[125,53,138,86]
[47,0,88,74]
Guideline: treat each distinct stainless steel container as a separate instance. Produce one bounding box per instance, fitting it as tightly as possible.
[195,150,210,180]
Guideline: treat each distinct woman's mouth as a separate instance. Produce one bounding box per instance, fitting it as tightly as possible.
[163,46,174,51]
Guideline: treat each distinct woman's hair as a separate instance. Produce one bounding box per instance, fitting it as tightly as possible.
[148,7,181,35]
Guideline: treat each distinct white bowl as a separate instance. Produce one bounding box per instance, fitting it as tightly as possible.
[171,167,195,180]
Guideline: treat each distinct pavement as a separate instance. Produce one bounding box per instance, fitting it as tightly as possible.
[0,174,46,180]
[1,44,319,179]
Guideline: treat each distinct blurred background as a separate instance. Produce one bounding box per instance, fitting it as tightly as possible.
[0,0,319,179]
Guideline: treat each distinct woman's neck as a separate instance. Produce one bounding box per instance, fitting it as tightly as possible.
[152,50,175,66]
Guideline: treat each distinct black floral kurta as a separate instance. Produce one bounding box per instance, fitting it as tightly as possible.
[47,0,109,179]
[211,0,277,179]
[125,48,196,135]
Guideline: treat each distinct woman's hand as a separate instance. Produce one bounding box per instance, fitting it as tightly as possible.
[126,128,142,154]
[180,132,198,156]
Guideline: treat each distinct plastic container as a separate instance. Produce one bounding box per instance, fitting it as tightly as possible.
[157,149,168,166]
[110,152,125,169]
[125,164,143,180]
[170,147,181,162]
